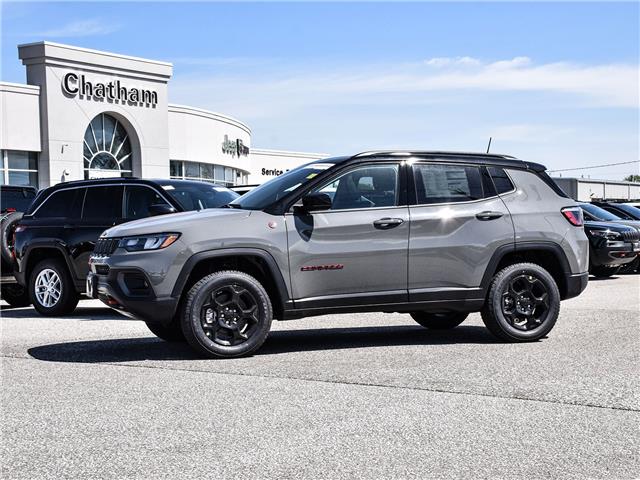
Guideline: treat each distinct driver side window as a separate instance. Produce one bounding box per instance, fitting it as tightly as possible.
[312,164,399,211]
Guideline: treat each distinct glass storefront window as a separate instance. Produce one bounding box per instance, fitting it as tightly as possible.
[170,160,183,177]
[1,150,39,187]
[83,113,133,179]
[169,160,248,187]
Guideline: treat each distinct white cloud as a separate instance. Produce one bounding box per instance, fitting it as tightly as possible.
[35,19,120,38]
[172,56,639,118]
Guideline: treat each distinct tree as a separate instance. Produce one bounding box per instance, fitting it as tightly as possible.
[623,174,640,182]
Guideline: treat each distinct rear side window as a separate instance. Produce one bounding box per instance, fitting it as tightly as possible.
[82,186,123,220]
[124,186,170,220]
[34,188,84,218]
[414,164,483,204]
[488,167,515,194]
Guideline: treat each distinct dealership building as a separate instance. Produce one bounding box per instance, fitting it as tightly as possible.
[0,42,326,189]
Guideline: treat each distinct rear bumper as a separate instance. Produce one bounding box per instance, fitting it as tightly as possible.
[87,268,178,324]
[563,271,589,300]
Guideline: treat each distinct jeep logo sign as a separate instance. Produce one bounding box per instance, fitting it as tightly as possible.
[222,135,250,157]
[62,72,158,107]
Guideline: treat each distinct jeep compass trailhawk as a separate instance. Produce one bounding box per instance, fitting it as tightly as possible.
[88,151,589,358]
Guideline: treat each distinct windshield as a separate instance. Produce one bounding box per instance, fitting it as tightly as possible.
[158,181,239,211]
[580,203,621,222]
[615,203,640,219]
[230,161,336,210]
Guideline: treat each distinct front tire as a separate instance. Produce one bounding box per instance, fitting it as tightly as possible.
[481,262,560,342]
[145,319,186,342]
[1,284,31,307]
[590,265,621,278]
[181,270,273,358]
[410,312,468,329]
[29,259,79,316]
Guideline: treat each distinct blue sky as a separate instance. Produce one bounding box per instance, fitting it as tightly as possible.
[2,2,638,179]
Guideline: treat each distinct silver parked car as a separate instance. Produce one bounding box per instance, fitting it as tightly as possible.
[87,151,589,358]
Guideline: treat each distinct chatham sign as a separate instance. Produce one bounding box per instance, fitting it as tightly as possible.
[62,72,158,106]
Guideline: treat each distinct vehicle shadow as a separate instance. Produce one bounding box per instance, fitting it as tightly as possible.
[1,306,119,320]
[27,325,497,363]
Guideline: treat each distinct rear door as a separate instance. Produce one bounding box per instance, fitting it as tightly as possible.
[72,185,124,281]
[408,162,514,300]
[287,162,409,307]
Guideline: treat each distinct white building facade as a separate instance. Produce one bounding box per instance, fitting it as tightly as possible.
[0,42,326,189]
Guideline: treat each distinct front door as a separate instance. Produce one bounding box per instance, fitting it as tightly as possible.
[408,162,515,300]
[287,163,409,308]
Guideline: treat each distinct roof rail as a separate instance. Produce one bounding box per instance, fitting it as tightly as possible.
[352,150,517,160]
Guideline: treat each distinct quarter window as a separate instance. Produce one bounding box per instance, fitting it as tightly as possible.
[488,167,515,194]
[312,164,399,210]
[35,188,84,218]
[414,164,483,204]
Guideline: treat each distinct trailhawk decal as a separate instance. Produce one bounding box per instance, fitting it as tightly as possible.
[300,264,344,272]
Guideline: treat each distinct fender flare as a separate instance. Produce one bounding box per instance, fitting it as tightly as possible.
[480,241,572,292]
[171,248,291,312]
[19,242,77,286]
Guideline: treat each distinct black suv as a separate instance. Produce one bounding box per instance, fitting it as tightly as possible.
[0,185,38,307]
[14,178,238,315]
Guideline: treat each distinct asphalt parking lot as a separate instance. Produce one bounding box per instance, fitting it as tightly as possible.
[1,274,638,479]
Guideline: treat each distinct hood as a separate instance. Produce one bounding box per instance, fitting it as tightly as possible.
[584,221,636,233]
[103,208,252,238]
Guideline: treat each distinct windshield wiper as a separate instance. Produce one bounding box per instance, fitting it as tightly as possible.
[223,203,243,209]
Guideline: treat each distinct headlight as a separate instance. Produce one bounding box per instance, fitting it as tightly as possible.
[590,229,621,240]
[118,233,180,252]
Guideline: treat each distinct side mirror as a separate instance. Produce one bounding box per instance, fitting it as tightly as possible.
[149,203,177,216]
[300,192,332,213]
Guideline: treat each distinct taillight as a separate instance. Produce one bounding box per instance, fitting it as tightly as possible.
[561,207,583,226]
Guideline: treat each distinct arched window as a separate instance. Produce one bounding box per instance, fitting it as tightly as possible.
[83,113,133,179]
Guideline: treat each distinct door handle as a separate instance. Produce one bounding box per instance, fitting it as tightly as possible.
[63,224,74,229]
[476,211,503,221]
[373,218,404,230]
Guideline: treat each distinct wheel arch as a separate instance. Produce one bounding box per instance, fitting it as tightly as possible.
[23,245,77,290]
[481,242,572,299]
[171,248,290,319]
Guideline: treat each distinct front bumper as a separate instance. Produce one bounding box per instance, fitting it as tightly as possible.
[589,240,640,268]
[87,266,178,324]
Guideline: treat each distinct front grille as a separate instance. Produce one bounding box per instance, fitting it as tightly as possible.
[621,229,640,242]
[93,237,120,256]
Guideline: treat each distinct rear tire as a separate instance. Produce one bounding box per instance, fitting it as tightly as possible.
[1,284,31,307]
[29,259,79,316]
[410,312,468,329]
[590,265,621,278]
[481,262,560,342]
[145,319,186,342]
[181,270,272,358]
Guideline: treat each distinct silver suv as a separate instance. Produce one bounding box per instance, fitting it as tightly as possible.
[87,151,589,358]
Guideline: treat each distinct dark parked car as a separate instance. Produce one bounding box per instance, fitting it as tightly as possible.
[13,178,238,315]
[591,201,640,221]
[583,221,640,277]
[580,203,640,274]
[0,185,38,307]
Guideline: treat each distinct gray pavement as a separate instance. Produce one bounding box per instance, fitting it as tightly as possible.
[1,274,639,479]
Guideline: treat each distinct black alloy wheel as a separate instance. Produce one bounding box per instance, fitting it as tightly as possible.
[201,284,261,346]
[500,273,550,331]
